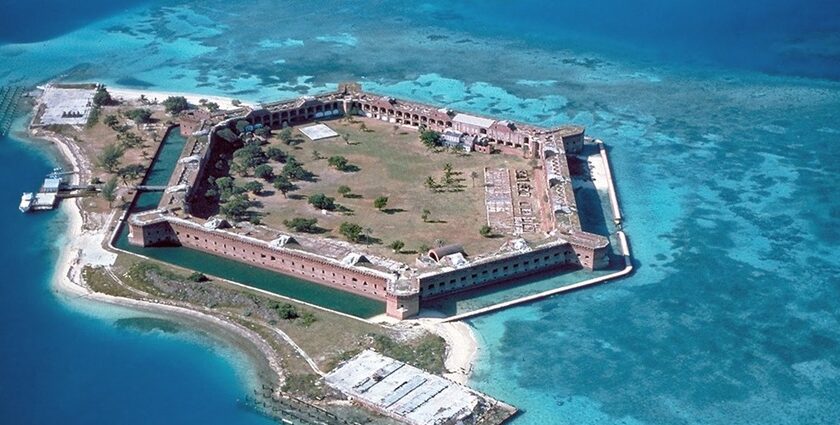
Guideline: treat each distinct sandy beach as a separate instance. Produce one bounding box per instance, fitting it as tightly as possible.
[39,127,286,390]
[33,94,480,404]
[108,87,255,110]
[422,320,479,384]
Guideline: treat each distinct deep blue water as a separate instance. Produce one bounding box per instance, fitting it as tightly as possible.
[1,1,838,424]
[0,130,273,424]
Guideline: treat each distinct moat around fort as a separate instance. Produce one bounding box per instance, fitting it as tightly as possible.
[122,82,629,320]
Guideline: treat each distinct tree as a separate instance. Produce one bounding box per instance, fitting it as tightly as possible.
[421,209,431,222]
[418,243,431,253]
[266,146,287,162]
[103,114,119,129]
[420,129,440,149]
[342,133,350,145]
[283,217,319,233]
[339,222,365,242]
[96,143,124,172]
[470,170,479,187]
[231,99,242,107]
[278,128,293,144]
[337,185,352,197]
[373,196,389,211]
[100,177,118,207]
[117,131,143,148]
[273,175,295,198]
[126,108,152,123]
[117,163,145,184]
[220,194,251,220]
[359,122,367,132]
[425,176,437,191]
[233,144,267,169]
[282,159,309,180]
[254,164,274,180]
[479,224,493,237]
[243,180,264,195]
[389,240,405,253]
[92,86,113,106]
[311,150,322,160]
[328,155,349,171]
[308,193,335,210]
[205,101,220,112]
[162,96,189,114]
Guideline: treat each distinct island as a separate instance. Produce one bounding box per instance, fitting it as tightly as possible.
[26,81,631,424]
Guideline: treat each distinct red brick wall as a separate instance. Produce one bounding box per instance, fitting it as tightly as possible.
[417,243,576,300]
[130,219,390,302]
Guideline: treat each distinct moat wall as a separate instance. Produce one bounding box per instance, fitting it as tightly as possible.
[129,217,608,319]
[128,219,391,301]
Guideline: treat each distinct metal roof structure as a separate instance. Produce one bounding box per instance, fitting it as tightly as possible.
[325,350,515,425]
[452,113,495,128]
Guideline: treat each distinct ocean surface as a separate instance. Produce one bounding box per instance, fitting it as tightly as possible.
[1,1,838,424]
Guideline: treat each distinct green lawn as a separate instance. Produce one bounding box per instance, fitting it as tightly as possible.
[238,118,532,260]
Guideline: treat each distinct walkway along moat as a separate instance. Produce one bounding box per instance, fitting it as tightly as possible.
[112,120,630,321]
[111,126,385,319]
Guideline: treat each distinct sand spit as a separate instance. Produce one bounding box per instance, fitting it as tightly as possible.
[108,87,254,110]
[37,126,286,390]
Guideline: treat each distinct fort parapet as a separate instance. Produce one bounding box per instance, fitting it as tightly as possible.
[128,83,610,319]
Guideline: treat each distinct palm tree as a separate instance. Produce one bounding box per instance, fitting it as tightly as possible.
[470,171,479,187]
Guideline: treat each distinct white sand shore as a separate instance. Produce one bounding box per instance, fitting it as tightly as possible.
[372,311,479,384]
[108,87,255,110]
[38,128,286,389]
[423,320,479,384]
[35,106,478,392]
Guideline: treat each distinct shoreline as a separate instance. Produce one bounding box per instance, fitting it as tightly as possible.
[36,126,286,391]
[30,118,480,393]
[107,87,255,110]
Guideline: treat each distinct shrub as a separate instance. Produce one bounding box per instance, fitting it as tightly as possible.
[420,129,440,149]
[283,217,319,233]
[253,164,274,180]
[265,146,287,162]
[373,196,389,211]
[389,240,405,253]
[328,155,349,171]
[162,96,189,114]
[188,272,208,282]
[275,303,299,320]
[126,108,152,123]
[339,222,364,242]
[308,193,335,210]
[243,180,264,195]
[297,311,317,327]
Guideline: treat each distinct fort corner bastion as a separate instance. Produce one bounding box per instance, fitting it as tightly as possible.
[127,82,611,319]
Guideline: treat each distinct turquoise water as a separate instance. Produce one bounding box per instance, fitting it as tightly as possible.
[2,1,838,424]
